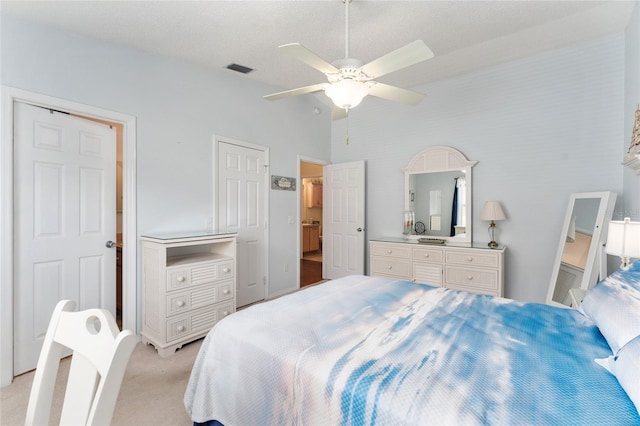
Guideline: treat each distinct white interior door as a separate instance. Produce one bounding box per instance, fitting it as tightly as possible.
[217,139,267,307]
[323,160,366,279]
[14,102,116,375]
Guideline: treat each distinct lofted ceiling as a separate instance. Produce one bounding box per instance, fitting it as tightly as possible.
[1,1,635,97]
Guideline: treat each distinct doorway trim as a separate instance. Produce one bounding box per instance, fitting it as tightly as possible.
[0,86,138,386]
[297,155,328,289]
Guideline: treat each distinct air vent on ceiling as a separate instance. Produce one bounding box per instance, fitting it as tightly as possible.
[226,63,254,74]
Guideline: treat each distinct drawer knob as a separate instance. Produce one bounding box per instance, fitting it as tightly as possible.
[387,249,392,254]
[467,257,473,262]
[387,265,393,270]
[177,300,186,307]
[177,325,185,332]
[467,275,474,280]
[223,311,230,316]
[223,289,230,295]
[177,276,186,282]
[424,253,429,258]
[223,267,231,273]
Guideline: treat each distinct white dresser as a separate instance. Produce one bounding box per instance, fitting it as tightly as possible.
[370,238,505,297]
[140,231,237,357]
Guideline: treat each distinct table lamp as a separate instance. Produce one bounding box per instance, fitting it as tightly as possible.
[606,217,640,268]
[480,201,506,248]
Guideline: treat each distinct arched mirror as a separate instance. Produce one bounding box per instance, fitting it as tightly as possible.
[403,146,477,243]
[546,191,617,308]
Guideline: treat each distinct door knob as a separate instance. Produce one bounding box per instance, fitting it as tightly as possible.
[357,228,363,232]
[105,240,116,248]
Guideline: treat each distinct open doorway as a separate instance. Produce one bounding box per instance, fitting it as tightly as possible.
[300,161,324,287]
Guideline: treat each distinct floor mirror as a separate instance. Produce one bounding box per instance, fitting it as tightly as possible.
[546,191,616,308]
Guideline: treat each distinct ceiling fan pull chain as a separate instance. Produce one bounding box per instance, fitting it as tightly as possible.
[346,110,350,145]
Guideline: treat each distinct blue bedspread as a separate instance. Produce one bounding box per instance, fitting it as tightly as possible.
[185,275,640,425]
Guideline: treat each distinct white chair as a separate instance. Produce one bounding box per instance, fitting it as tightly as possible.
[25,300,137,426]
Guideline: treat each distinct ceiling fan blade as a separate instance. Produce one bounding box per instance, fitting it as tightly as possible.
[368,82,425,106]
[361,40,434,79]
[264,83,327,101]
[279,43,340,75]
[332,107,348,121]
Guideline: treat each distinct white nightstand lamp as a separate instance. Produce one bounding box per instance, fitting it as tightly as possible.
[606,217,640,269]
[481,201,506,248]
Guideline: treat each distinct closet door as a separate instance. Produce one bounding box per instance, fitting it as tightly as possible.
[14,102,116,375]
[217,139,267,308]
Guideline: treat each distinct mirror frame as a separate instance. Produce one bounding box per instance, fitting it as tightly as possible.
[546,191,617,308]
[403,146,478,243]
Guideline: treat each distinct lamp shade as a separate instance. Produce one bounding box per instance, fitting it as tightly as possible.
[606,217,640,258]
[324,79,369,110]
[480,201,506,222]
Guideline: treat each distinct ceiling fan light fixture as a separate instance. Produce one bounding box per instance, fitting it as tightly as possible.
[324,79,369,110]
[264,0,434,120]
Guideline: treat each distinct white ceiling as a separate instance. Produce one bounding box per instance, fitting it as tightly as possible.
[1,1,635,95]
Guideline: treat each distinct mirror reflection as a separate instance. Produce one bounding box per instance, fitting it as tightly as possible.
[408,171,467,238]
[547,192,616,308]
[551,199,599,306]
[403,146,477,244]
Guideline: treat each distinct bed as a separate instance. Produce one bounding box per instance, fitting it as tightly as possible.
[184,263,640,425]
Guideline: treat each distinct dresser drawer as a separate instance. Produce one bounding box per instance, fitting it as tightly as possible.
[371,256,411,279]
[166,301,234,343]
[413,263,442,286]
[215,302,234,321]
[412,247,443,263]
[445,250,499,269]
[444,266,498,293]
[166,280,234,317]
[167,259,233,291]
[370,243,411,259]
[217,260,234,280]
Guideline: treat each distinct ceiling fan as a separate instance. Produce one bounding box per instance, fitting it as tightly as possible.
[264,0,435,120]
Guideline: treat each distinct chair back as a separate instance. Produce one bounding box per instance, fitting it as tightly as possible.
[25,300,136,426]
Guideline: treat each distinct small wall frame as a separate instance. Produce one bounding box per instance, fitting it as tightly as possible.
[271,175,296,191]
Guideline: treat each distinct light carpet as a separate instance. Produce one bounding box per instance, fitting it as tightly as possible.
[1,283,332,425]
[0,339,202,425]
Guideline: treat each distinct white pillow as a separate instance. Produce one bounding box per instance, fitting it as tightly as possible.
[581,260,640,352]
[596,334,640,416]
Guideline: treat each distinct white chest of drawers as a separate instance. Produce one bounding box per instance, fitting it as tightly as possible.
[141,231,237,357]
[370,238,505,297]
